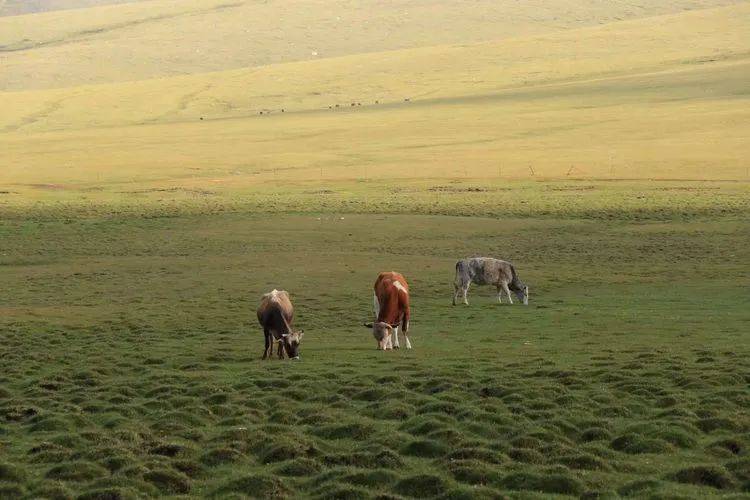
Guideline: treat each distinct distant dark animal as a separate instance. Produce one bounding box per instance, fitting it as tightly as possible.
[363,272,412,350]
[453,258,529,306]
[257,289,304,360]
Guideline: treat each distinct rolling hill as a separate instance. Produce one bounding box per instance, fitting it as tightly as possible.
[0,2,748,201]
[0,0,744,90]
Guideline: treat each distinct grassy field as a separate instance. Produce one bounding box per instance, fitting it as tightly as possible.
[2,0,749,497]
[1,0,742,90]
[1,203,749,498]
[2,3,749,197]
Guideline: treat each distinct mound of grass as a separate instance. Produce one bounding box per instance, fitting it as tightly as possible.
[401,439,447,458]
[401,416,450,436]
[352,388,389,401]
[500,472,584,496]
[275,458,322,476]
[172,459,206,478]
[324,447,404,469]
[314,483,370,499]
[726,458,750,481]
[376,402,415,420]
[200,447,243,466]
[394,474,449,497]
[510,436,544,450]
[29,481,75,499]
[508,448,545,464]
[706,438,744,457]
[315,422,374,440]
[0,461,27,482]
[0,483,26,498]
[696,417,739,433]
[437,485,502,499]
[343,469,399,488]
[557,453,609,470]
[143,468,191,494]
[447,460,502,487]
[150,442,194,458]
[668,465,734,489]
[257,438,317,464]
[610,434,672,454]
[580,427,612,442]
[45,461,109,482]
[215,474,290,497]
[655,428,698,449]
[445,447,504,464]
[28,416,72,433]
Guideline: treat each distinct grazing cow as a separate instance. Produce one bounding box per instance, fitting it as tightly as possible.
[257,289,304,360]
[363,272,412,350]
[453,257,529,306]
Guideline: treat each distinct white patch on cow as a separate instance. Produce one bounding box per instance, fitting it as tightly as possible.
[393,281,407,294]
[392,326,400,348]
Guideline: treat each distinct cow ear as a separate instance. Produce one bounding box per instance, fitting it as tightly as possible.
[297,330,304,338]
[281,333,289,338]
[363,322,373,328]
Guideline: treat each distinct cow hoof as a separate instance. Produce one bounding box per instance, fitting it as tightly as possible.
[393,346,400,350]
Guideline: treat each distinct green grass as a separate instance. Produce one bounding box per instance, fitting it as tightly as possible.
[1,191,748,498]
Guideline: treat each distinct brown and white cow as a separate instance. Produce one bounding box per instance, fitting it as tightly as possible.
[363,272,412,350]
[257,289,304,360]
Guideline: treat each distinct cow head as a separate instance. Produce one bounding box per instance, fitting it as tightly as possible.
[363,321,396,350]
[280,330,304,359]
[516,285,529,305]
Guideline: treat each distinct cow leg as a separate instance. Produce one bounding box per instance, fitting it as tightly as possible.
[502,283,514,304]
[452,283,459,306]
[404,333,412,349]
[262,331,271,360]
[392,326,400,349]
[497,286,503,303]
[386,331,393,350]
[277,340,285,360]
[462,283,470,305]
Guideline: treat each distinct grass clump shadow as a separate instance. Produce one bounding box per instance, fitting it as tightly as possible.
[394,474,450,497]
[143,468,191,494]
[401,439,447,458]
[667,465,734,489]
[499,471,584,496]
[45,461,109,482]
[275,458,322,476]
[214,473,291,498]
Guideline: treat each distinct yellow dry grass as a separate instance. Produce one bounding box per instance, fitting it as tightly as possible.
[0,0,743,90]
[0,2,748,204]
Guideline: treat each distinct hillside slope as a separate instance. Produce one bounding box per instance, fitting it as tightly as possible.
[0,0,143,17]
[0,0,744,90]
[1,3,748,194]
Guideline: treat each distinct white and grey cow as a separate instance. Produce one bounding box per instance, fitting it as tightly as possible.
[453,257,529,306]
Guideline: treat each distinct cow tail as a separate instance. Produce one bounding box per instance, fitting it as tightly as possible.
[454,260,463,285]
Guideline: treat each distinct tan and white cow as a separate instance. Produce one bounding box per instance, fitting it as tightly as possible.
[363,271,412,350]
[257,289,304,360]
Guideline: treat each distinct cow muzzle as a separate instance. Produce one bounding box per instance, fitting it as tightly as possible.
[291,356,300,361]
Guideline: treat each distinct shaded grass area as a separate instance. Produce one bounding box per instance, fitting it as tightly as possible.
[1,209,748,498]
[2,179,750,222]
